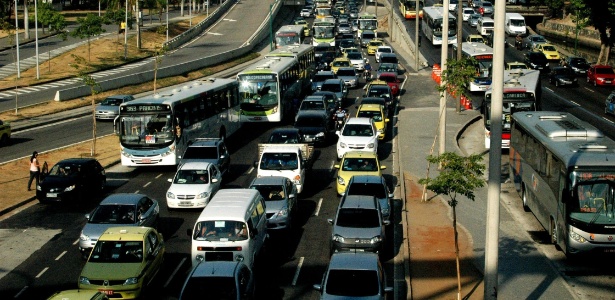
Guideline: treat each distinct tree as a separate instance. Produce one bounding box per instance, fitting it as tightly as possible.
[70,54,101,156]
[581,0,615,65]
[69,13,106,62]
[419,152,485,300]
[436,57,479,104]
[156,0,168,23]
[32,2,66,35]
[152,41,167,94]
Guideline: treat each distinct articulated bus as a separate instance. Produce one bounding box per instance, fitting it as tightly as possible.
[312,21,336,46]
[456,41,494,92]
[482,69,541,149]
[400,0,424,19]
[117,78,241,166]
[238,45,314,122]
[275,25,305,48]
[421,6,457,45]
[510,111,615,257]
[357,13,378,36]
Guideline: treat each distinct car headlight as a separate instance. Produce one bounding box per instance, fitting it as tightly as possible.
[196,192,210,199]
[570,231,587,243]
[316,132,325,137]
[339,142,347,148]
[124,277,138,285]
[36,185,42,191]
[370,235,383,244]
[64,185,76,192]
[79,232,89,241]
[277,208,289,216]
[573,78,577,82]
[337,176,345,185]
[79,276,91,285]
[332,234,345,242]
[367,143,375,149]
[381,208,390,216]
[546,62,549,67]
[166,192,175,199]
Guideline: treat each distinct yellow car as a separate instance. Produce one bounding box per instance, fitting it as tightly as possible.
[330,57,352,74]
[0,119,10,145]
[367,39,385,55]
[79,227,165,299]
[356,104,389,140]
[506,61,529,70]
[47,290,109,300]
[294,19,310,36]
[466,34,485,44]
[335,151,386,195]
[534,43,560,61]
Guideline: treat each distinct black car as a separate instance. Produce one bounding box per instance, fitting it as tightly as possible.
[561,56,591,75]
[524,51,550,72]
[37,158,106,203]
[548,66,578,87]
[294,110,333,145]
[267,128,306,144]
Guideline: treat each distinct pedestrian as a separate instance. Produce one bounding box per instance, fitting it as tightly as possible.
[27,151,40,191]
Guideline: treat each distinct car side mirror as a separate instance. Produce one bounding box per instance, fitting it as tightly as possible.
[381,165,387,170]
[212,178,219,183]
[167,178,172,183]
[383,220,391,226]
[313,284,323,292]
[334,164,340,169]
[327,218,334,225]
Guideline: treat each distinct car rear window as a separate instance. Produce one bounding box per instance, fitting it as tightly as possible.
[325,269,379,296]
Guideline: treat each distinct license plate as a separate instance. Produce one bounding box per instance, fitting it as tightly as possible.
[606,81,612,84]
[179,201,192,206]
[603,248,615,253]
[46,193,57,198]
[305,137,313,142]
[99,290,114,296]
[141,158,151,163]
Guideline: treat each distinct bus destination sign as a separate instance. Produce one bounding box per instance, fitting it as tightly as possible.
[238,74,277,81]
[121,104,170,113]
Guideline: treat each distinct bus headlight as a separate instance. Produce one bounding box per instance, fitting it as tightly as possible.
[370,235,383,244]
[570,231,587,243]
[64,185,76,192]
[367,143,375,149]
[316,132,325,137]
[339,142,347,148]
[79,276,91,285]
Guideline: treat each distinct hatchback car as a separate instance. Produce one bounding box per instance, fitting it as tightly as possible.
[311,70,337,92]
[376,62,398,78]
[249,176,298,232]
[267,128,305,144]
[375,46,394,63]
[466,34,485,44]
[313,90,342,110]
[294,110,333,144]
[300,8,313,18]
[330,57,352,74]
[360,30,377,48]
[337,22,352,35]
[506,61,529,70]
[524,51,549,72]
[360,96,390,116]
[321,78,349,101]
[328,194,389,253]
[313,252,393,299]
[476,1,493,15]
[534,43,560,61]
[364,82,393,107]
[336,118,379,160]
[36,158,106,203]
[462,7,475,21]
[79,194,160,258]
[587,64,615,86]
[78,226,165,299]
[179,260,254,300]
[179,138,230,176]
[548,66,578,87]
[95,95,134,120]
[561,56,590,75]
[524,34,547,50]
[344,175,393,222]
[367,39,385,55]
[356,104,389,140]
[336,67,360,88]
[335,151,385,195]
[166,161,222,209]
[468,13,481,27]
[605,91,615,115]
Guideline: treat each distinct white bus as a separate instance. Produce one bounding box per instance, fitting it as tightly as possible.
[510,111,615,257]
[357,13,378,36]
[482,69,541,149]
[117,78,241,166]
[312,21,336,46]
[238,45,315,122]
[275,25,305,49]
[457,41,494,92]
[421,6,457,45]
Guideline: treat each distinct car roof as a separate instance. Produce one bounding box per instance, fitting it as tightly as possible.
[296,110,328,118]
[328,251,380,271]
[188,138,223,147]
[56,158,98,165]
[179,161,214,170]
[348,174,385,184]
[304,95,326,101]
[100,193,146,205]
[358,104,383,112]
[271,127,300,134]
[323,78,344,84]
[99,226,153,241]
[340,195,378,210]
[316,70,335,75]
[342,150,378,159]
[338,67,357,71]
[378,72,397,78]
[345,117,373,125]
[250,176,288,186]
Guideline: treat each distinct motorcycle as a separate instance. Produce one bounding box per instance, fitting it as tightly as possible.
[335,112,347,131]
[363,69,372,82]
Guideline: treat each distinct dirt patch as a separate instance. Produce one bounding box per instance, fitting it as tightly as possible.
[404,172,484,300]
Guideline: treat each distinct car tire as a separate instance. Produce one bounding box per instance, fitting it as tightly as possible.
[594,80,597,87]
[555,80,559,87]
[586,76,590,83]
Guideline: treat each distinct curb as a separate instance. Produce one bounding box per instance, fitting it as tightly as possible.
[455,113,484,156]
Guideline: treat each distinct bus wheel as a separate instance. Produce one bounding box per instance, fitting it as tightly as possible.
[522,185,530,212]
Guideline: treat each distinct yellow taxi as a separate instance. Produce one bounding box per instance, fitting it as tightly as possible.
[506,61,529,70]
[0,119,10,145]
[335,151,386,195]
[47,290,109,300]
[330,57,352,74]
[367,39,385,55]
[294,19,310,36]
[78,227,165,299]
[534,43,560,61]
[356,104,389,140]
[466,34,485,44]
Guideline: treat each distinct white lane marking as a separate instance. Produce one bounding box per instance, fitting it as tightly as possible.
[165,257,187,288]
[602,117,615,124]
[73,239,79,245]
[55,251,67,261]
[208,32,223,35]
[569,100,581,106]
[292,257,305,286]
[584,87,594,93]
[314,198,323,216]
[35,267,49,278]
[156,174,163,179]
[135,190,140,193]
[247,166,254,174]
[14,286,28,298]
[545,87,554,93]
[223,19,236,22]
[143,182,151,188]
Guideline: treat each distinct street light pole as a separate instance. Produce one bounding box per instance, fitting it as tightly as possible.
[269,3,273,51]
[35,0,39,79]
[15,0,20,79]
[124,0,128,60]
[166,2,169,42]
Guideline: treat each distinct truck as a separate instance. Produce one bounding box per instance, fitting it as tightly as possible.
[256,143,314,194]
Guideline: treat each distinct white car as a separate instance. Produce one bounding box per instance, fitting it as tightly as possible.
[166,161,222,209]
[300,8,313,18]
[345,51,366,71]
[336,117,379,159]
[462,7,475,21]
[375,46,393,63]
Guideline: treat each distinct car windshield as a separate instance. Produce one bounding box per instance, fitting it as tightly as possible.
[295,116,325,127]
[269,132,299,143]
[362,99,385,106]
[100,97,123,106]
[357,110,383,122]
[180,276,238,300]
[530,53,547,63]
[369,41,383,47]
[542,45,556,51]
[378,64,397,72]
[342,157,378,172]
[89,204,137,224]
[251,185,286,201]
[378,47,392,53]
[193,220,248,241]
[300,101,325,110]
[182,146,218,160]
[174,170,209,184]
[362,33,375,39]
[379,75,396,83]
[554,68,573,75]
[337,208,380,227]
[321,83,342,92]
[367,87,391,98]
[260,153,299,170]
[314,74,335,81]
[337,69,356,76]
[325,269,379,296]
[88,241,144,263]
[348,182,386,198]
[342,124,374,137]
[531,36,546,43]
[49,163,80,177]
[469,37,483,43]
[570,58,588,65]
[332,61,351,67]
[346,53,361,60]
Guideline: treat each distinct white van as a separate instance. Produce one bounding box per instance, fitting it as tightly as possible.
[189,189,267,270]
[505,13,527,36]
[477,17,494,36]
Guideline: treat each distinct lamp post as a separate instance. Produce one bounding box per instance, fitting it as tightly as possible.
[269,3,273,51]
[15,0,20,79]
[166,1,169,42]
[190,0,192,27]
[35,0,39,79]
[124,0,128,60]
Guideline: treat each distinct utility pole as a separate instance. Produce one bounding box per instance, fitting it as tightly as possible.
[35,0,39,79]
[415,0,419,71]
[455,0,462,112]
[484,0,505,299]
[439,0,450,157]
[15,0,20,79]
[137,0,141,49]
[124,0,128,60]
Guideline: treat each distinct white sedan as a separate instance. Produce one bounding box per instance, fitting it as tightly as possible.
[166,161,222,209]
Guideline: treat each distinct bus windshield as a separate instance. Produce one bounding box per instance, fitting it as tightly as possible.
[432,19,457,37]
[314,26,335,38]
[119,114,175,147]
[484,100,534,131]
[359,19,377,30]
[238,79,279,111]
[569,176,615,225]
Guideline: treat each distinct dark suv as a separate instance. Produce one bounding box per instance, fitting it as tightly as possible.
[179,138,230,176]
[294,110,333,145]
